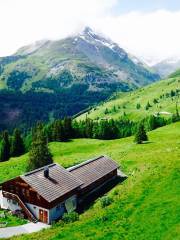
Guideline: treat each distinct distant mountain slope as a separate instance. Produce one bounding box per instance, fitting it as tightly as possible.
[77,73,180,121]
[153,57,180,78]
[0,27,159,92]
[169,68,180,78]
[0,27,160,130]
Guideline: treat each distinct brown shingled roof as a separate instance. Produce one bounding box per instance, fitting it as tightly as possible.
[19,156,119,203]
[21,163,83,203]
[68,155,119,190]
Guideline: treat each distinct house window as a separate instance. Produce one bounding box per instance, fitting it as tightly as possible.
[12,200,17,205]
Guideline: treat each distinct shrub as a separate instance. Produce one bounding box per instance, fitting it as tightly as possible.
[104,108,109,114]
[62,212,79,223]
[101,215,108,222]
[153,98,158,104]
[112,189,119,196]
[100,196,113,208]
[145,101,152,110]
[136,103,141,109]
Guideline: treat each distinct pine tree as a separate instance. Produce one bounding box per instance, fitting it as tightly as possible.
[134,123,148,144]
[63,117,73,140]
[113,106,117,112]
[175,102,179,118]
[153,98,158,104]
[27,123,53,171]
[98,120,112,140]
[72,120,81,138]
[52,120,60,141]
[92,121,100,139]
[147,115,156,131]
[52,120,65,141]
[44,123,53,142]
[172,102,180,122]
[145,101,152,110]
[11,128,25,157]
[85,118,93,138]
[108,119,118,139]
[136,103,141,109]
[0,130,10,162]
[104,108,109,114]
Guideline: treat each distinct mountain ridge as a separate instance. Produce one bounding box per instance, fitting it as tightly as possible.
[0,27,160,130]
[0,27,160,92]
[153,56,180,78]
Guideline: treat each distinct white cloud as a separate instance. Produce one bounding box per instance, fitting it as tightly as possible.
[96,10,180,64]
[0,0,180,64]
[0,0,117,56]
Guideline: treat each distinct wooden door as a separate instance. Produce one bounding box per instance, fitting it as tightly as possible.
[39,209,48,223]
[43,210,48,224]
[39,209,43,222]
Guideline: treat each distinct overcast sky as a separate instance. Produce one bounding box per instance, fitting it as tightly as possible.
[0,0,180,64]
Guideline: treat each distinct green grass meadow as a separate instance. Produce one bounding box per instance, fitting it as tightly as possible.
[0,122,179,239]
[78,77,180,121]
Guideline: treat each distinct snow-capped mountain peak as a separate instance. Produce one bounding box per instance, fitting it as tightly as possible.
[77,26,127,59]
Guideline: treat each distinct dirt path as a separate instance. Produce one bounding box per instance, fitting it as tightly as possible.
[0,222,50,239]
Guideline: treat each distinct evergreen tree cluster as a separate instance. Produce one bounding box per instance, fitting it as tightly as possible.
[73,118,134,140]
[159,89,180,99]
[45,118,73,142]
[0,111,179,164]
[0,129,25,162]
[27,123,53,171]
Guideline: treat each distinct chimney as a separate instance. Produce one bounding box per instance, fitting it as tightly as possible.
[44,166,49,178]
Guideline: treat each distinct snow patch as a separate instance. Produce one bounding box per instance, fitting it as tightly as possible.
[95,38,115,50]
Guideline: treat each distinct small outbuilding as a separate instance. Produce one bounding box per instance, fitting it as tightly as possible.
[0,155,126,224]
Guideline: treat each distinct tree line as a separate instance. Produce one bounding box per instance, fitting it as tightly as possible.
[0,128,25,162]
[0,111,179,169]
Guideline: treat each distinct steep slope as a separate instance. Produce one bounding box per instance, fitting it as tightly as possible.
[169,68,180,78]
[0,27,159,92]
[77,73,180,121]
[0,122,179,240]
[153,57,180,78]
[0,27,159,130]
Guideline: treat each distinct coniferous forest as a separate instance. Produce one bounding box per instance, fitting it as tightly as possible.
[1,111,179,164]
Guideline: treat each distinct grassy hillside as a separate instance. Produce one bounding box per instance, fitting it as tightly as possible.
[0,122,179,240]
[77,76,180,121]
[169,68,180,78]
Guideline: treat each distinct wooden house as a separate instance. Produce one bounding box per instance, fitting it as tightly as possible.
[0,155,125,224]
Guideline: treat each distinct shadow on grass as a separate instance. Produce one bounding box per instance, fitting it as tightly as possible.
[77,176,127,213]
[64,139,73,142]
